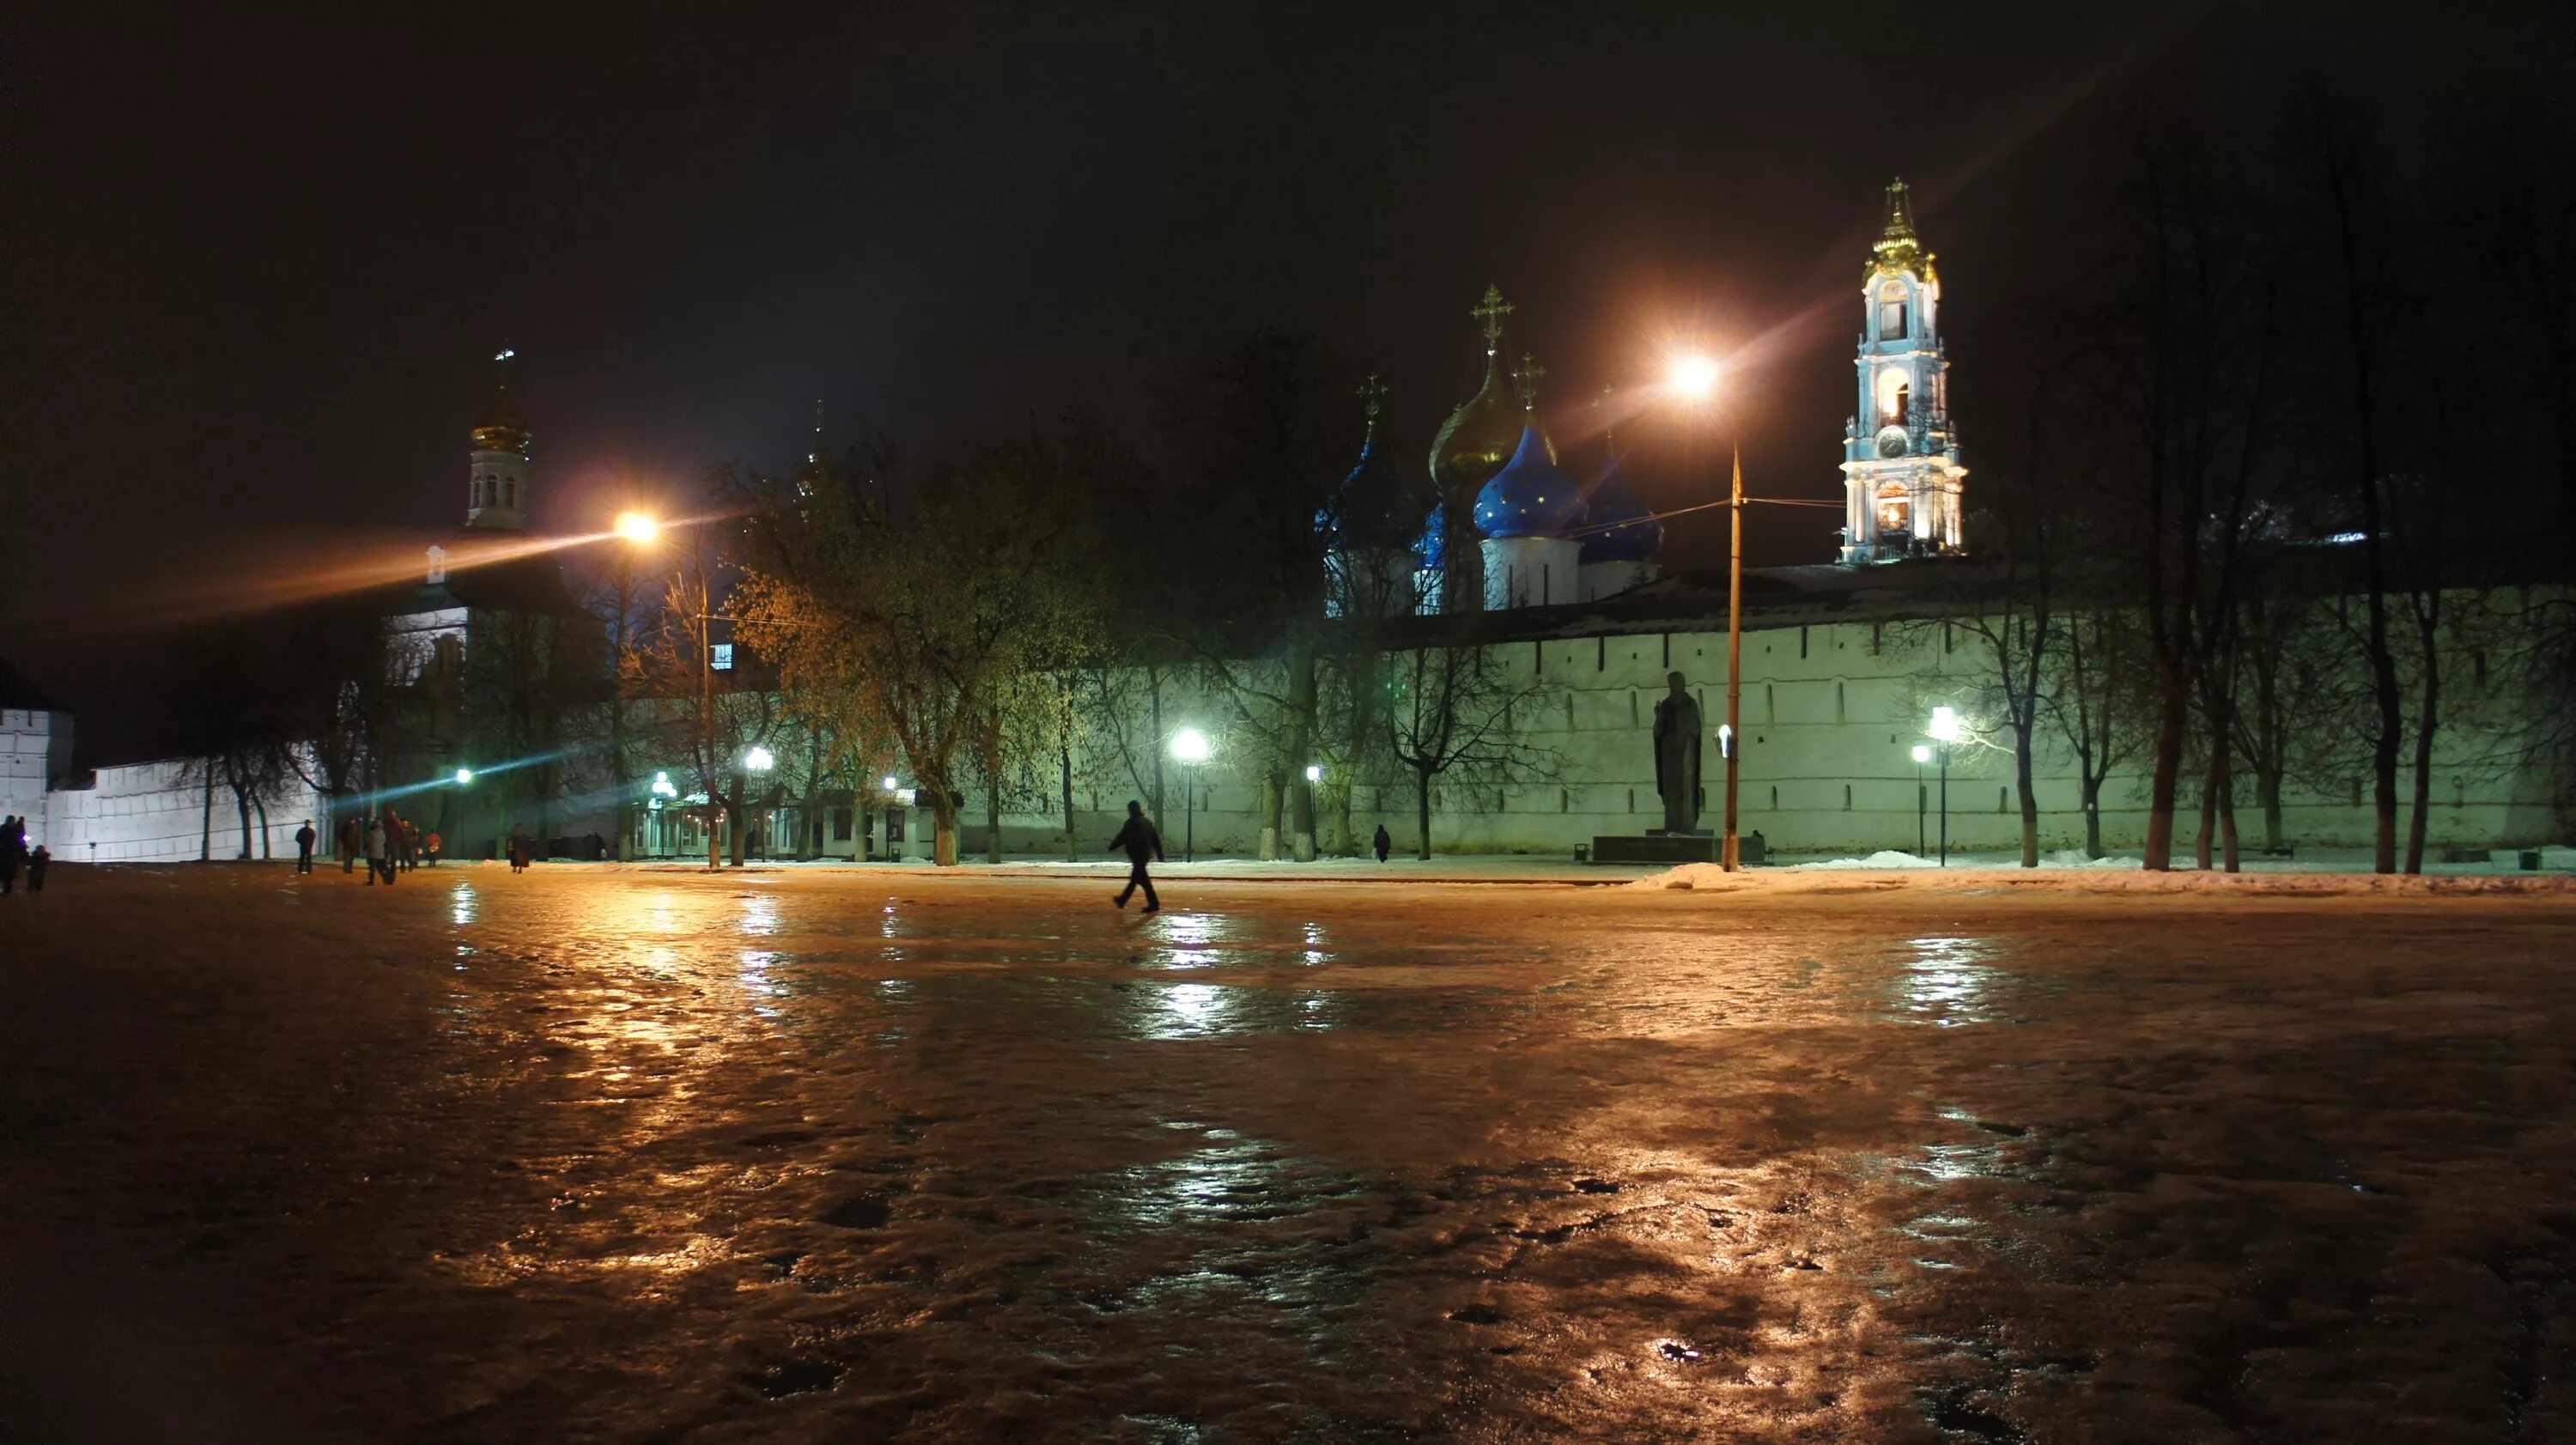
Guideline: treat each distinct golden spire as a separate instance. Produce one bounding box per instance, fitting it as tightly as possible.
[1471,285,1514,355]
[1510,352,1546,412]
[1358,373,1387,446]
[1869,177,1938,282]
[470,343,530,453]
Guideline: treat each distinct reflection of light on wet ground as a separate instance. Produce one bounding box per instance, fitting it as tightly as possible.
[1303,920,1327,966]
[448,882,477,926]
[739,948,787,1018]
[1889,936,2002,1026]
[1154,912,1229,970]
[738,894,778,937]
[1148,981,1236,1038]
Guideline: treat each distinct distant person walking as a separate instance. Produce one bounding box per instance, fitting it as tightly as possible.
[365,817,392,885]
[1107,799,1163,914]
[0,816,24,896]
[26,845,48,892]
[294,819,317,873]
[338,815,361,874]
[1373,823,1392,863]
[424,830,442,866]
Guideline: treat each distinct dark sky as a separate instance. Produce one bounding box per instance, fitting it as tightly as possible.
[6,3,2567,729]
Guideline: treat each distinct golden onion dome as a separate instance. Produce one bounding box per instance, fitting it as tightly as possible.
[1429,286,1533,495]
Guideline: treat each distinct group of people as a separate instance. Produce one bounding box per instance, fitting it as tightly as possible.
[0,816,48,895]
[307,812,438,884]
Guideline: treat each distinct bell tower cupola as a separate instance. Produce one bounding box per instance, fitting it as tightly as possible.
[466,346,532,531]
[1838,180,1966,563]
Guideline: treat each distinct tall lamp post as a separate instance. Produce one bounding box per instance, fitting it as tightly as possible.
[1664,355,1749,870]
[611,511,656,860]
[744,745,775,859]
[1170,727,1211,863]
[1928,707,1960,865]
[613,510,732,870]
[1911,744,1931,856]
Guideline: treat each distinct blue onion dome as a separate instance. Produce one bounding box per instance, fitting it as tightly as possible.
[1412,501,1447,573]
[1318,378,1429,552]
[1577,452,1662,562]
[1473,422,1583,538]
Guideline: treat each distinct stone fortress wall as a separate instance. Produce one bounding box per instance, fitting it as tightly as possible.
[967,605,2563,862]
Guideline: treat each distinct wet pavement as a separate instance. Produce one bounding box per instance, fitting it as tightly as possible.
[3,865,2573,1442]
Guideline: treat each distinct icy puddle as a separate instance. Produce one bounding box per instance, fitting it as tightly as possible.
[3,866,2574,1442]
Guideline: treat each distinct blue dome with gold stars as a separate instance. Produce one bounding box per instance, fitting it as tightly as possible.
[1473,423,1581,539]
[1576,452,1661,562]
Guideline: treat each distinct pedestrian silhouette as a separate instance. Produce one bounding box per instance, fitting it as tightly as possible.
[1108,799,1163,914]
[26,844,48,892]
[1374,823,1392,863]
[0,816,25,895]
[295,819,317,873]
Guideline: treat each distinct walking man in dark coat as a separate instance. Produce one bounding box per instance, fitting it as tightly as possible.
[294,819,317,873]
[1107,799,1163,914]
[338,815,361,873]
[1373,823,1393,863]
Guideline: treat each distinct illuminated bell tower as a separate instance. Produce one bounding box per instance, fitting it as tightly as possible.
[465,346,532,531]
[1838,180,1965,563]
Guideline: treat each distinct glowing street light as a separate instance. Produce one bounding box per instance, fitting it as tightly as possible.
[1170,727,1212,863]
[1303,763,1322,784]
[1668,354,1721,400]
[453,767,474,786]
[1911,744,1933,854]
[881,774,900,792]
[1926,707,1961,865]
[613,511,660,544]
[744,745,775,773]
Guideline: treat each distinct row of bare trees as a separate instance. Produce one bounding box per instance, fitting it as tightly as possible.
[1925,92,2574,872]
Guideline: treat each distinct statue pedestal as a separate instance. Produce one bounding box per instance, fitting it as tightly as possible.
[1589,833,1717,865]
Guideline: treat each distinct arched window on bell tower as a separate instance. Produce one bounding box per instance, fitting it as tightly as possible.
[1878,282,1908,342]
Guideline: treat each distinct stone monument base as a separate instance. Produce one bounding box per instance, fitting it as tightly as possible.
[1589,833,1717,865]
[1587,831,1767,866]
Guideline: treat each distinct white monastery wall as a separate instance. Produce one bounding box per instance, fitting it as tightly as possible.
[51,757,329,864]
[969,612,2561,859]
[3,706,73,845]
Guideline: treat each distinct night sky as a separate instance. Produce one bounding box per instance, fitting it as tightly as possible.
[6,3,2566,742]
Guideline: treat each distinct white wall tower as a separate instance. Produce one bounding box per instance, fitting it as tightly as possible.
[1838,181,1966,564]
[465,346,532,531]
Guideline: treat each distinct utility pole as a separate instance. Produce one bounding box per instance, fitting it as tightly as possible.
[1722,448,1744,871]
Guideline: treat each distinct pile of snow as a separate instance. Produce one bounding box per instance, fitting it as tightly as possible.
[2043,848,2144,869]
[1790,850,1938,871]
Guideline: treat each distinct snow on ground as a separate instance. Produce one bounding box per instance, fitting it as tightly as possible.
[9,866,2575,1442]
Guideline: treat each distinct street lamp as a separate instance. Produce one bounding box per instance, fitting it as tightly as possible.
[1928,707,1961,865]
[1170,727,1211,864]
[611,513,662,863]
[1911,744,1932,856]
[744,745,775,773]
[1303,764,1322,784]
[1667,353,1746,871]
[453,767,473,786]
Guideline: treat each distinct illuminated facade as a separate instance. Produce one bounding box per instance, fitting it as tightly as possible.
[1839,179,1966,564]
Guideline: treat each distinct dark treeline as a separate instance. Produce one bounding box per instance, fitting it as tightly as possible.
[1936,89,2576,871]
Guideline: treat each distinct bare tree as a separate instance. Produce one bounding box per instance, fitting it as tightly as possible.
[1383,642,1558,859]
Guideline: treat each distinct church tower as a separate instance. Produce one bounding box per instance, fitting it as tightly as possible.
[465,347,532,531]
[1838,181,1965,563]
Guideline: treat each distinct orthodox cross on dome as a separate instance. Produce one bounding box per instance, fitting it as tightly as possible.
[807,397,824,464]
[1511,353,1546,412]
[1471,285,1514,355]
[1358,373,1387,443]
